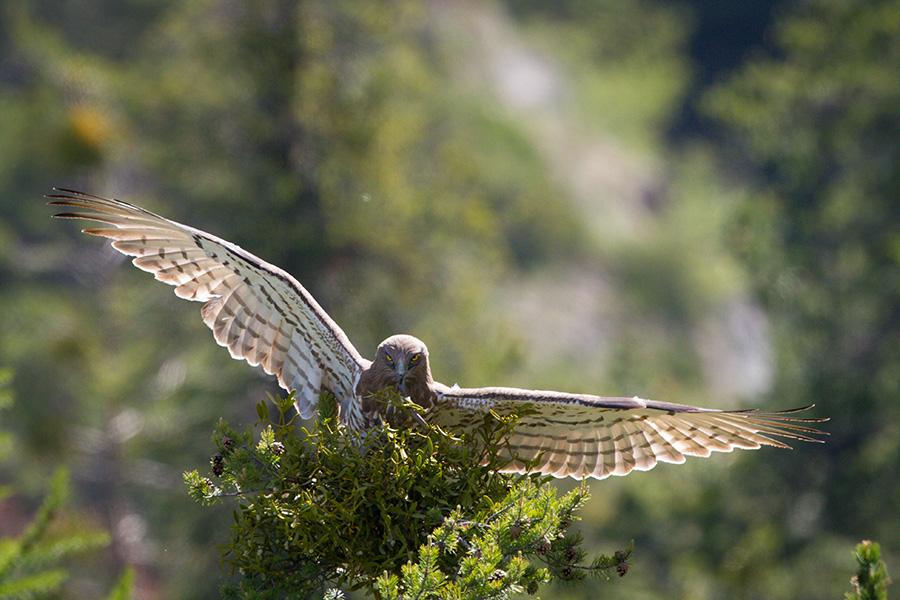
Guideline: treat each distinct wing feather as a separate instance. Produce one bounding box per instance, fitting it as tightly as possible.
[640,420,686,465]
[430,385,828,480]
[50,188,367,423]
[568,430,590,478]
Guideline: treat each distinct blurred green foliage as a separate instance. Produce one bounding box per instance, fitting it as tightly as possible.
[0,469,110,599]
[0,377,127,599]
[707,0,899,558]
[0,0,895,598]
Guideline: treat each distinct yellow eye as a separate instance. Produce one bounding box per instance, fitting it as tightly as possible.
[410,354,420,364]
[385,354,393,363]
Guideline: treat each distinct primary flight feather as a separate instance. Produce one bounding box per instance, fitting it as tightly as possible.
[50,188,827,479]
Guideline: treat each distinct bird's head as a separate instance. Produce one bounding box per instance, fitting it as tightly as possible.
[374,334,432,397]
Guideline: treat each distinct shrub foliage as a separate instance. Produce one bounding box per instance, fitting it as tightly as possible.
[184,392,631,598]
[845,540,891,600]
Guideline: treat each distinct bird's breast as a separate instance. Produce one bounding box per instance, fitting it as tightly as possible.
[356,368,435,426]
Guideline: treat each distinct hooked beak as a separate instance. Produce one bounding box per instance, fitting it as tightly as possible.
[396,364,407,395]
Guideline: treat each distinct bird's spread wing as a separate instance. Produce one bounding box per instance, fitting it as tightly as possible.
[430,385,828,480]
[49,188,368,421]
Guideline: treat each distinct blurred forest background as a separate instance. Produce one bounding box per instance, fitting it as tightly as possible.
[0,0,896,598]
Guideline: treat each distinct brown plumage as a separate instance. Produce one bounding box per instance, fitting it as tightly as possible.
[357,335,436,426]
[50,188,828,480]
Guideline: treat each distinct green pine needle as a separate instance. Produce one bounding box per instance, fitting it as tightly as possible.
[188,391,631,598]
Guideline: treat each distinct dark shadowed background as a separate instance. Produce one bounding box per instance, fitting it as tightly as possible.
[0,0,896,598]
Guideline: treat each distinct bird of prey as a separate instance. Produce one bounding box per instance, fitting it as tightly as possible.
[49,188,827,480]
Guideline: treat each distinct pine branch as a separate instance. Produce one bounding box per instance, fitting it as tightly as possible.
[845,540,891,600]
[186,391,632,598]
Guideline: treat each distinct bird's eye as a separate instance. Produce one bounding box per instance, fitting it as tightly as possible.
[385,354,393,364]
[409,354,420,365]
